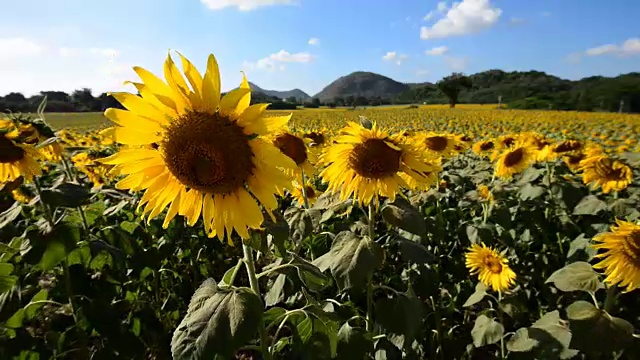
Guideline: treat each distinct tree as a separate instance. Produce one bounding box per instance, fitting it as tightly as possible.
[333,96,345,107]
[286,96,298,104]
[436,73,473,108]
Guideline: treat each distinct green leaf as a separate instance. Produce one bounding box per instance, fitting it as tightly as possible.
[507,311,577,359]
[263,307,287,327]
[566,300,635,354]
[265,274,286,307]
[0,238,22,262]
[516,167,545,185]
[336,322,373,359]
[463,282,488,307]
[284,206,313,243]
[546,261,603,293]
[6,308,25,328]
[471,314,504,347]
[573,195,607,215]
[171,279,263,359]
[0,202,22,229]
[25,289,48,320]
[567,234,596,260]
[313,231,383,291]
[466,224,494,244]
[40,182,92,208]
[66,245,92,268]
[380,197,426,237]
[120,221,139,234]
[132,317,141,336]
[375,287,423,349]
[290,253,329,292]
[0,263,17,294]
[263,211,289,256]
[39,240,68,271]
[519,183,546,201]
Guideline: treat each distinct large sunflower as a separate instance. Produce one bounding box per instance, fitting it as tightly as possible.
[100,52,296,241]
[320,121,439,206]
[0,133,42,183]
[579,155,633,194]
[592,220,640,292]
[465,243,516,293]
[493,141,537,179]
[415,132,460,158]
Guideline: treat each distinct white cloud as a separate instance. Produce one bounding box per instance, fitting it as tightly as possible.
[245,49,313,71]
[424,11,435,21]
[425,46,449,56]
[0,37,138,96]
[585,38,640,57]
[436,1,448,13]
[420,0,502,40]
[0,38,44,61]
[444,55,469,71]
[382,51,408,65]
[200,0,295,11]
[308,37,319,46]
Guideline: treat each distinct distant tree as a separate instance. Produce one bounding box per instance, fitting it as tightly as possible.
[40,91,70,102]
[71,88,100,111]
[286,96,298,104]
[355,96,368,106]
[345,95,355,108]
[436,73,473,108]
[311,97,321,107]
[333,96,345,107]
[4,92,27,103]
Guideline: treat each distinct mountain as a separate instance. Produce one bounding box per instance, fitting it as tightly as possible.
[248,82,310,101]
[313,72,410,101]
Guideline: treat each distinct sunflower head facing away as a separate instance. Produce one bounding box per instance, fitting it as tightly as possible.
[592,220,640,292]
[320,121,440,206]
[100,52,296,241]
[493,141,537,179]
[465,243,516,293]
[579,155,633,194]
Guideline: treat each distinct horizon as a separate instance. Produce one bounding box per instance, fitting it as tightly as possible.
[1,0,639,97]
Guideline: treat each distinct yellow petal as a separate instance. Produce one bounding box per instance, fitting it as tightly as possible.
[113,127,161,145]
[219,87,251,120]
[104,108,164,132]
[201,54,221,113]
[164,53,191,114]
[110,92,169,121]
[176,51,204,110]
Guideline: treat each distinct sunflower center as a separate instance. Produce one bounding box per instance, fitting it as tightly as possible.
[349,138,402,179]
[503,148,524,167]
[304,186,316,198]
[484,257,503,274]
[0,136,25,163]
[425,136,449,152]
[622,230,640,265]
[566,153,585,166]
[502,137,515,147]
[274,133,308,165]
[480,141,494,151]
[304,132,325,146]
[162,111,253,194]
[554,140,582,153]
[593,158,624,180]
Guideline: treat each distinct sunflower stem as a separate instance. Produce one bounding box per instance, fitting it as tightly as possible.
[603,285,617,313]
[366,203,376,333]
[242,242,272,360]
[497,292,505,360]
[300,170,310,209]
[33,176,54,227]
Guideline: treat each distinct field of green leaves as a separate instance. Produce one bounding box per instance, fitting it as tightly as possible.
[2,59,640,360]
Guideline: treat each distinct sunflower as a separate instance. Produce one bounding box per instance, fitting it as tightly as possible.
[415,132,459,158]
[271,130,316,178]
[465,243,516,293]
[563,153,586,172]
[592,220,640,292]
[320,121,440,206]
[477,184,493,203]
[7,123,64,162]
[493,141,537,179]
[579,155,633,194]
[0,133,42,183]
[100,52,296,241]
[472,140,495,158]
[290,181,322,207]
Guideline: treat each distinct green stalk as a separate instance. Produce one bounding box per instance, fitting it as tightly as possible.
[366,203,376,332]
[299,169,310,209]
[33,177,54,226]
[498,292,505,360]
[603,285,617,313]
[242,243,272,360]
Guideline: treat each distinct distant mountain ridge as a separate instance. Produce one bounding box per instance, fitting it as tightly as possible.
[248,82,310,101]
[313,72,410,102]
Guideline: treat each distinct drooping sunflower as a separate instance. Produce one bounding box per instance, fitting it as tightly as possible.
[592,220,640,292]
[465,243,516,293]
[493,141,537,179]
[290,181,322,207]
[320,121,440,206]
[271,130,316,178]
[579,155,633,194]
[0,133,42,183]
[100,52,296,241]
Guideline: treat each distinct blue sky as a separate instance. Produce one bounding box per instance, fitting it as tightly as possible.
[1,0,639,96]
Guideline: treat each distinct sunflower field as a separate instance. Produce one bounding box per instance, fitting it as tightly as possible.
[1,53,640,360]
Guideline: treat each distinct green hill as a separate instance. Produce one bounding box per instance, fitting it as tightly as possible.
[313,72,410,102]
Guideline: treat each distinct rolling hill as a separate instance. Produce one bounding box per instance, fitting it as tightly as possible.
[248,82,310,101]
[313,72,410,102]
